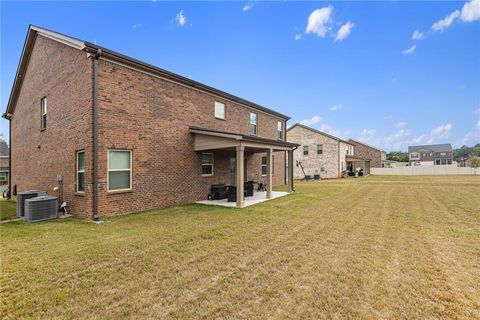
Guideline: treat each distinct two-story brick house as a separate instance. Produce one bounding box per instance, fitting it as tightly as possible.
[408,144,453,166]
[3,25,296,218]
[287,123,356,179]
[0,138,8,188]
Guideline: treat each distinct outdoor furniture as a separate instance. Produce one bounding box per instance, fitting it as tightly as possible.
[211,184,228,200]
[244,182,254,197]
[228,186,237,202]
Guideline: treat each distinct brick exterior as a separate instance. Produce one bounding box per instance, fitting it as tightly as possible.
[287,125,352,179]
[10,35,287,217]
[348,140,384,169]
[10,35,93,217]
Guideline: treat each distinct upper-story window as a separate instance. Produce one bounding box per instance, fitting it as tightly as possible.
[277,121,283,140]
[345,145,349,155]
[410,152,420,159]
[214,101,225,119]
[41,97,47,130]
[303,146,309,155]
[429,152,433,157]
[249,113,257,135]
[317,144,323,155]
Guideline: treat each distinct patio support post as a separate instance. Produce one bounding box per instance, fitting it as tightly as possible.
[236,145,245,208]
[266,148,273,199]
[288,149,294,193]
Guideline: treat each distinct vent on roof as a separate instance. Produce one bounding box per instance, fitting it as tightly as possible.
[24,196,58,222]
[16,190,47,217]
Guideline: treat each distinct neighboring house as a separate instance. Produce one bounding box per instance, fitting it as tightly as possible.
[287,123,358,179]
[3,25,297,218]
[408,144,453,166]
[0,139,9,187]
[348,139,386,172]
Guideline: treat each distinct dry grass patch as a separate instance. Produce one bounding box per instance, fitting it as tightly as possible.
[1,176,479,319]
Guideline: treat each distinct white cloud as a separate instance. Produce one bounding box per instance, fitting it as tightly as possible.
[305,6,333,38]
[477,120,480,129]
[412,29,423,40]
[176,10,187,26]
[320,124,350,139]
[294,33,302,41]
[335,21,354,42]
[473,107,480,115]
[243,3,253,12]
[395,122,406,128]
[432,10,460,32]
[402,45,416,55]
[430,123,452,139]
[300,115,323,126]
[330,104,343,111]
[459,121,480,146]
[361,128,377,136]
[461,0,480,22]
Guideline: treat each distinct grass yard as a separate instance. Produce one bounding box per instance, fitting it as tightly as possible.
[0,198,16,221]
[1,176,479,319]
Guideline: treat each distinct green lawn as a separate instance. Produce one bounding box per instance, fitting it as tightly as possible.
[0,198,16,221]
[1,176,479,319]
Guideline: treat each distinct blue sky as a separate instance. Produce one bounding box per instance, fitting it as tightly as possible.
[1,1,479,151]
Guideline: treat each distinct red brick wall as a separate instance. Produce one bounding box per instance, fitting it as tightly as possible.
[10,35,94,217]
[97,59,286,216]
[349,140,383,168]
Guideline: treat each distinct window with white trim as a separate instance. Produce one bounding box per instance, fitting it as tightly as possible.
[277,121,283,140]
[0,172,7,181]
[250,113,257,135]
[108,150,132,191]
[214,101,225,119]
[201,153,214,176]
[76,151,85,192]
[303,146,309,155]
[261,156,267,175]
[41,97,47,130]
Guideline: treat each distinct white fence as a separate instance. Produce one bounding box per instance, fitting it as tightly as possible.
[371,166,477,176]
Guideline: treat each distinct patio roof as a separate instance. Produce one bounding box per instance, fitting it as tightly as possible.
[189,126,299,152]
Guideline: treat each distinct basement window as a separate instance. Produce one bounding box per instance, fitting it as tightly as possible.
[76,151,85,193]
[40,97,47,130]
[201,153,214,176]
[108,150,132,191]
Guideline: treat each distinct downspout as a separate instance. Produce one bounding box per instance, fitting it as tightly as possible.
[92,49,102,220]
[2,113,12,199]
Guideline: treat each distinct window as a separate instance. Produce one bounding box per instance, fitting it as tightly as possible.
[76,151,85,193]
[108,150,132,191]
[277,121,283,140]
[317,144,323,155]
[436,159,440,165]
[249,113,257,135]
[41,97,47,130]
[422,153,427,157]
[0,172,7,181]
[447,159,452,165]
[261,156,267,175]
[214,101,225,119]
[303,146,309,155]
[430,152,433,157]
[201,153,214,176]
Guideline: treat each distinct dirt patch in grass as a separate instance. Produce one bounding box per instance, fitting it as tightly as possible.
[1,176,479,319]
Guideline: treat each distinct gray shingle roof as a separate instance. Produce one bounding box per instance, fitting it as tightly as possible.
[408,143,452,153]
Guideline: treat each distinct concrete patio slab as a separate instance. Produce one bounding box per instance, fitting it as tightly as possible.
[196,191,290,208]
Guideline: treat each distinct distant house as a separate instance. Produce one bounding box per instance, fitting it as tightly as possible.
[348,139,386,170]
[408,144,453,166]
[287,123,367,179]
[0,139,8,188]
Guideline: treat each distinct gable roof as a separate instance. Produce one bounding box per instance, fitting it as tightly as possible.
[287,123,354,145]
[347,139,385,153]
[408,144,452,153]
[3,25,290,120]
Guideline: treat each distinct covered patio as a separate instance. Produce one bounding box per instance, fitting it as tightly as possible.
[190,126,299,208]
[346,155,370,176]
